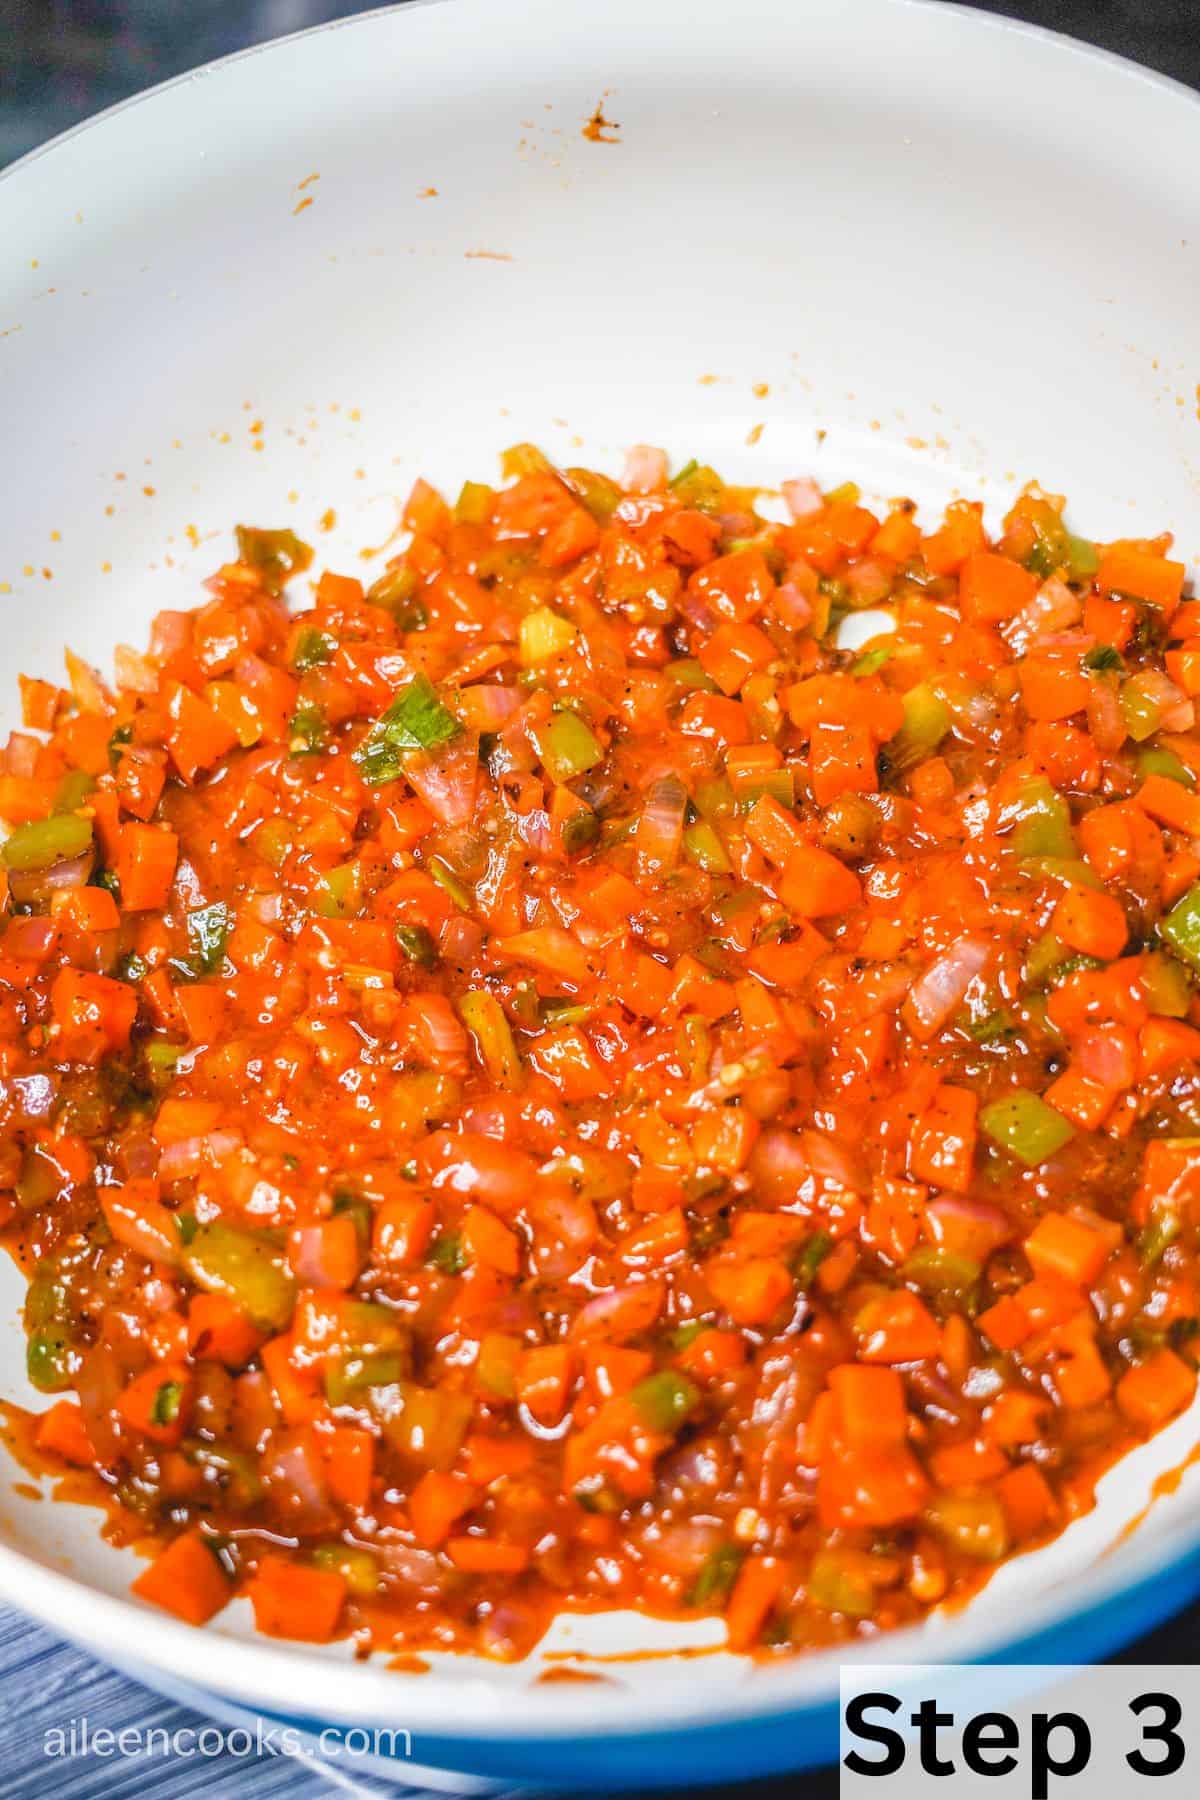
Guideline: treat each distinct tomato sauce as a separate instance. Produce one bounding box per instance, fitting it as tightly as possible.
[1,443,1198,1659]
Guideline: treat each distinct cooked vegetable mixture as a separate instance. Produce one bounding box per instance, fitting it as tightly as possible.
[2,446,1199,1658]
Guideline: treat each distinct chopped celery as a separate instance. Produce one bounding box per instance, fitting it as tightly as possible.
[455,479,495,525]
[235,526,313,594]
[476,1331,522,1399]
[1137,1210,1181,1269]
[53,768,95,813]
[924,1493,1009,1561]
[1161,885,1200,972]
[683,820,732,875]
[1021,855,1102,891]
[366,561,426,627]
[562,807,600,855]
[152,1380,184,1426]
[669,463,724,513]
[670,1319,711,1351]
[325,1349,408,1405]
[1120,674,1163,743]
[312,1545,380,1595]
[354,674,462,785]
[885,683,950,772]
[107,721,134,766]
[315,860,361,919]
[460,990,522,1087]
[630,1370,700,1433]
[689,1543,745,1607]
[900,1246,980,1297]
[145,1042,182,1072]
[820,795,879,858]
[519,607,577,666]
[1083,644,1123,674]
[541,998,595,1027]
[1009,776,1075,859]
[967,1007,1018,1044]
[1140,951,1193,1018]
[1065,534,1100,580]
[1137,746,1196,788]
[396,923,438,969]
[427,857,473,913]
[979,1089,1074,1166]
[500,443,552,479]
[536,710,604,783]
[795,1231,833,1286]
[665,658,719,695]
[808,1549,875,1618]
[187,901,230,973]
[26,1329,73,1392]
[852,643,896,677]
[428,1231,466,1275]
[736,769,796,811]
[185,1440,263,1506]
[182,1222,296,1331]
[292,626,336,671]
[563,467,622,523]
[694,776,736,821]
[2,812,93,871]
[375,1381,472,1468]
[824,481,861,507]
[288,701,328,756]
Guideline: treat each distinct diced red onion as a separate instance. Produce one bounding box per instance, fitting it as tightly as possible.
[7,850,95,908]
[3,732,41,778]
[636,773,687,875]
[113,644,161,695]
[262,1428,337,1534]
[158,1129,243,1180]
[623,445,669,494]
[925,1196,1013,1262]
[419,1128,539,1214]
[404,735,479,826]
[772,581,815,631]
[902,938,991,1042]
[1075,1026,1137,1090]
[782,477,824,521]
[1005,576,1081,654]
[1086,676,1125,751]
[570,1279,665,1340]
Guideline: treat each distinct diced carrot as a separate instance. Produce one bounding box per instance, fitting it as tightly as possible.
[854,1290,942,1363]
[34,1399,96,1467]
[998,1463,1056,1539]
[1053,1341,1111,1408]
[928,1436,1008,1489]
[317,1426,375,1512]
[923,501,986,575]
[1116,1348,1197,1430]
[779,845,861,918]
[976,1295,1032,1352]
[132,1531,231,1626]
[410,1470,475,1547]
[445,1537,530,1574]
[115,822,179,911]
[247,1555,346,1641]
[187,1294,262,1368]
[697,621,775,695]
[707,1257,794,1326]
[372,1193,436,1266]
[985,1390,1049,1447]
[724,1555,785,1651]
[829,1363,907,1447]
[1135,772,1200,837]
[1019,655,1091,722]
[958,551,1038,624]
[1097,544,1185,617]
[744,792,806,868]
[461,1204,521,1275]
[1083,592,1135,651]
[909,1085,977,1193]
[516,1345,575,1425]
[1139,1018,1200,1079]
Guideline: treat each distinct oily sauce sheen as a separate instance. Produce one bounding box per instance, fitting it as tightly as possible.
[0,444,1199,1659]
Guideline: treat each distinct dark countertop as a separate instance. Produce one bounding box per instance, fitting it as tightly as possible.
[0,0,1196,1793]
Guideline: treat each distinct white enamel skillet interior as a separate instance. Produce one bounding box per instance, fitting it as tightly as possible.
[1,0,1200,1745]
